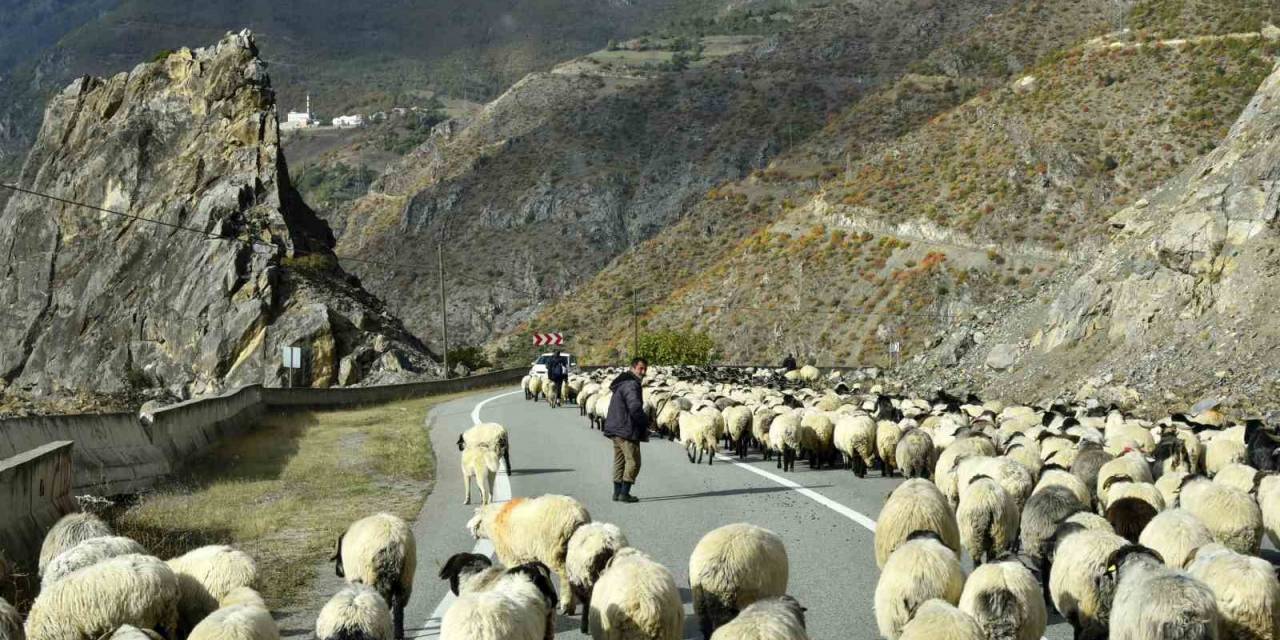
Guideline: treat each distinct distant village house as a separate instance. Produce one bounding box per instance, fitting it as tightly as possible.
[332,114,365,128]
[280,94,317,130]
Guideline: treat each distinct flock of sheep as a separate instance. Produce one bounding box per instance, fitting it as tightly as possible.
[0,509,418,640]
[516,364,1280,639]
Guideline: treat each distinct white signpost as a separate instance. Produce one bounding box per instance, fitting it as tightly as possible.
[281,345,303,388]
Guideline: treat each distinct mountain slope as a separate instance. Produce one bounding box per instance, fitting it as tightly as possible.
[0,31,436,412]
[509,0,1278,369]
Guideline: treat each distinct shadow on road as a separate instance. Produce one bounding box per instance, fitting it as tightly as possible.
[507,468,575,476]
[641,485,832,502]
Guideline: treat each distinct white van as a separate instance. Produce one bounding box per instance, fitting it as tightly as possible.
[529,352,577,377]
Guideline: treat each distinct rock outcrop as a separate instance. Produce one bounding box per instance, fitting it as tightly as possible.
[911,59,1280,415]
[0,31,437,403]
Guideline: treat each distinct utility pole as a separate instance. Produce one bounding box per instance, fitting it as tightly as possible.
[631,287,639,358]
[438,243,450,378]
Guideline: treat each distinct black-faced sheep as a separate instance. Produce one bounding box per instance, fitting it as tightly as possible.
[1177,476,1263,555]
[440,562,558,640]
[1047,525,1127,640]
[898,599,983,640]
[168,545,258,637]
[1244,419,1280,472]
[708,595,808,640]
[588,547,684,640]
[316,584,393,640]
[1138,509,1214,570]
[1105,545,1219,640]
[799,411,837,469]
[723,405,754,459]
[25,554,179,640]
[874,532,965,640]
[894,428,934,479]
[1186,542,1280,639]
[38,512,113,577]
[42,536,146,588]
[689,523,788,639]
[467,495,590,616]
[957,554,1046,640]
[834,413,877,477]
[564,523,629,634]
[333,513,416,639]
[876,479,961,569]
[956,476,1019,565]
[770,412,803,472]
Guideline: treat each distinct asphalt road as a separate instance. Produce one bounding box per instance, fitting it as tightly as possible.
[404,387,1074,639]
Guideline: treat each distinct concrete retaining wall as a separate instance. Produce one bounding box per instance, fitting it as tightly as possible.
[0,368,526,578]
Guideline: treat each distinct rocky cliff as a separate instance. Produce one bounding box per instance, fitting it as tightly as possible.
[909,57,1280,415]
[0,31,437,408]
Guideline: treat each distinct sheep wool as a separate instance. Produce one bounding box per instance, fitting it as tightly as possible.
[1187,543,1280,640]
[42,536,146,589]
[316,584,394,640]
[958,557,1046,640]
[1062,511,1113,533]
[956,477,1019,565]
[38,512,113,576]
[874,535,965,640]
[103,626,160,640]
[689,523,788,638]
[876,420,904,476]
[335,514,416,639]
[769,412,803,471]
[894,429,934,480]
[1205,437,1247,477]
[1047,528,1127,639]
[957,455,1033,512]
[834,414,877,477]
[168,545,258,636]
[588,548,684,640]
[899,599,983,640]
[876,479,961,568]
[565,523,629,633]
[440,565,554,640]
[1034,469,1091,510]
[0,596,21,640]
[1258,475,1280,548]
[1103,483,1165,543]
[187,603,278,640]
[679,411,720,465]
[467,495,590,615]
[461,445,500,505]
[1155,470,1190,508]
[25,554,179,640]
[709,596,808,640]
[1214,463,1262,495]
[1138,510,1213,571]
[1108,548,1219,640]
[1179,478,1263,555]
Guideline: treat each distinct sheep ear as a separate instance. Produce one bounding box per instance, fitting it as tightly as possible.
[332,534,345,577]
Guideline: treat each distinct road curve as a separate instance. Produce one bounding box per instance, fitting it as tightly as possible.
[404,387,1073,639]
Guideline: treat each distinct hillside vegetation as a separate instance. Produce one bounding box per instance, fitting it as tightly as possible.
[508,0,1279,369]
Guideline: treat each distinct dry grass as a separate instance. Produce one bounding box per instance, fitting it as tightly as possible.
[104,392,470,609]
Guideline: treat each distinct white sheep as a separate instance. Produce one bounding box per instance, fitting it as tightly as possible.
[874,532,965,640]
[1063,511,1113,533]
[957,555,1046,640]
[895,429,934,479]
[876,420,904,476]
[38,512,113,576]
[1258,474,1280,547]
[899,599,983,640]
[42,536,146,588]
[168,545,258,636]
[1213,462,1261,495]
[1186,543,1280,640]
[1155,469,1190,506]
[527,376,544,402]
[1034,468,1091,509]
[440,562,558,640]
[956,477,1019,565]
[458,422,511,473]
[1138,509,1214,569]
[186,600,278,640]
[680,411,721,465]
[876,479,961,568]
[25,554,179,640]
[315,584,393,640]
[467,495,590,616]
[588,547,684,640]
[751,407,777,458]
[769,412,803,472]
[722,405,754,458]
[799,411,837,469]
[709,596,808,640]
[1107,545,1219,640]
[333,514,416,639]
[462,445,500,505]
[834,413,877,476]
[1047,526,1127,639]
[1178,476,1263,555]
[1205,434,1247,476]
[689,523,788,638]
[957,455,1033,512]
[564,523,629,634]
[1,596,21,640]
[1095,452,1153,508]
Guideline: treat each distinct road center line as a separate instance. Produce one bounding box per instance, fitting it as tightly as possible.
[417,388,522,638]
[726,459,878,532]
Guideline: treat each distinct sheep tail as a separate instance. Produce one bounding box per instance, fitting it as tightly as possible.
[974,589,1021,640]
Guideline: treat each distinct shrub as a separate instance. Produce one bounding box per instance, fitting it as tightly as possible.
[636,329,718,365]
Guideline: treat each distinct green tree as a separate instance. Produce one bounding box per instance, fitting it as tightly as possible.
[636,329,717,365]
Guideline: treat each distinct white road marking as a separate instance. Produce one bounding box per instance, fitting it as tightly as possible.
[417,389,521,638]
[727,459,878,532]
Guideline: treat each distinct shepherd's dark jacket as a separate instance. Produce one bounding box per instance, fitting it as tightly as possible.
[603,371,649,442]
